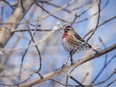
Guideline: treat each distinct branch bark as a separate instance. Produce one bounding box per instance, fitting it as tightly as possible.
[20,44,116,87]
[0,0,34,48]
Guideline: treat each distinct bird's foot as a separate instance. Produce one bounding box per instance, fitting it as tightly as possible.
[95,51,100,55]
[71,61,74,65]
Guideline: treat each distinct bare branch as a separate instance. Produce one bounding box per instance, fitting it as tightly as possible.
[75,0,110,24]
[49,79,77,87]
[81,72,89,83]
[105,79,116,87]
[0,0,14,9]
[83,15,116,39]
[91,55,116,84]
[86,0,101,42]
[11,28,51,33]
[27,26,42,75]
[94,69,116,86]
[0,0,34,48]
[19,44,116,87]
[39,1,72,13]
[35,2,67,22]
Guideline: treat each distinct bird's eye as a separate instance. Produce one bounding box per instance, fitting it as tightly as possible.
[65,29,70,32]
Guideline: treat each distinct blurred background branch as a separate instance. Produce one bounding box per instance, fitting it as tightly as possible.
[0,0,116,87]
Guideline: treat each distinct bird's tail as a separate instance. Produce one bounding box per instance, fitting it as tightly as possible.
[86,43,98,52]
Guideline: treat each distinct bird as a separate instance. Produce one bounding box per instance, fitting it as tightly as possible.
[62,26,98,65]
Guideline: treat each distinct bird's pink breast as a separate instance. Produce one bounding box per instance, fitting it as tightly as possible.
[62,33,68,39]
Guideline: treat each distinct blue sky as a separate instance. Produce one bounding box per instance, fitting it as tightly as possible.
[0,0,116,87]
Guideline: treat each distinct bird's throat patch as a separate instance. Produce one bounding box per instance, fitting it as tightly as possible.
[62,33,68,39]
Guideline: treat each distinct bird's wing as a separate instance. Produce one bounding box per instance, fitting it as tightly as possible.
[74,32,92,48]
[74,33,85,42]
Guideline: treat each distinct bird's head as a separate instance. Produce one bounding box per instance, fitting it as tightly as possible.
[62,26,74,39]
[64,26,73,33]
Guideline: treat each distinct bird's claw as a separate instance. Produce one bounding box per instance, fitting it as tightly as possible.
[71,62,74,65]
[95,51,100,55]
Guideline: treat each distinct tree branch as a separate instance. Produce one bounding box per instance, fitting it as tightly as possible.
[0,0,34,48]
[19,44,116,87]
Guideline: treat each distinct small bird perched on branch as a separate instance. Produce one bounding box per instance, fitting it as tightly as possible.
[62,26,98,65]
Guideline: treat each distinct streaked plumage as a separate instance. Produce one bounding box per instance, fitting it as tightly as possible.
[62,26,92,53]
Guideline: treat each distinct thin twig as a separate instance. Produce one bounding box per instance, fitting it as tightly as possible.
[86,0,101,42]
[19,44,116,87]
[18,19,42,85]
[81,72,89,83]
[49,79,77,87]
[63,71,84,87]
[105,78,116,87]
[91,55,116,84]
[0,0,110,26]
[0,15,115,52]
[18,32,35,85]
[0,2,4,23]
[35,2,67,22]
[0,0,14,9]
[27,26,43,77]
[67,0,98,25]
[39,1,71,13]
[65,75,69,87]
[70,13,77,26]
[11,28,51,33]
[71,1,91,11]
[76,0,98,18]
[70,76,84,87]
[75,0,110,24]
[98,37,108,64]
[0,73,34,87]
[83,15,116,39]
[93,69,116,86]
